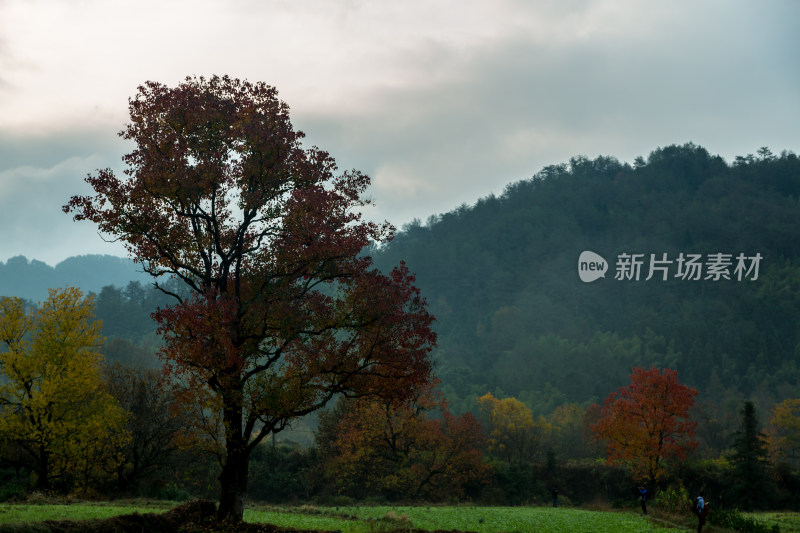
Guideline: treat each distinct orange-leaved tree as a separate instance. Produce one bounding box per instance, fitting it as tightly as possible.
[319,385,489,501]
[64,75,435,521]
[592,367,697,484]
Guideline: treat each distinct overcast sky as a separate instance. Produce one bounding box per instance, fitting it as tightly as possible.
[1,0,798,266]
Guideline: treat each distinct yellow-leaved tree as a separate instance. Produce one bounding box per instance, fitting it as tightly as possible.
[477,392,550,464]
[766,398,800,466]
[0,287,129,492]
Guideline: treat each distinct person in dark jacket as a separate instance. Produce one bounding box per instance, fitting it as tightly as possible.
[638,485,648,514]
[696,491,707,533]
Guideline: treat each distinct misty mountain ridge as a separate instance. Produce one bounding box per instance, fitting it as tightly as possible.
[0,254,151,302]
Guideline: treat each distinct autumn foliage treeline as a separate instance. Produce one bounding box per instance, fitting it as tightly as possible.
[1,293,798,510]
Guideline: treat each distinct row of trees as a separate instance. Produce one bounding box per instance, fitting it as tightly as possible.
[1,291,797,510]
[81,280,800,494]
[315,367,800,509]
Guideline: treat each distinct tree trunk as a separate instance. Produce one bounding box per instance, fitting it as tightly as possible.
[216,397,250,523]
[36,445,49,491]
[217,448,249,522]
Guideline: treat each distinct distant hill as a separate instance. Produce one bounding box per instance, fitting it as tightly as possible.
[370,143,800,417]
[0,254,151,302]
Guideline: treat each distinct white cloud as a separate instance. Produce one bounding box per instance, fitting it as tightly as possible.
[0,0,798,263]
[0,151,127,265]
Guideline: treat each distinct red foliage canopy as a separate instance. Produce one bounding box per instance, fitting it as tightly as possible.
[592,367,698,483]
[323,385,490,501]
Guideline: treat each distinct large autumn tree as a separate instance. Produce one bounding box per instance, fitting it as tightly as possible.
[592,367,697,484]
[64,75,435,521]
[0,287,128,492]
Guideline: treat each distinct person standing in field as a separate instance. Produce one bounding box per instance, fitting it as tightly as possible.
[695,491,707,533]
[552,488,559,507]
[638,485,648,514]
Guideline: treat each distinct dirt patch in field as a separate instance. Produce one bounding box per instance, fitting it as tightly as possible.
[0,500,478,533]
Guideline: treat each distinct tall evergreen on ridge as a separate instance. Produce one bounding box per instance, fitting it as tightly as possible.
[728,401,774,510]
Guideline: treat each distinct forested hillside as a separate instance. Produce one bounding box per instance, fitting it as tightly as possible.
[371,143,800,419]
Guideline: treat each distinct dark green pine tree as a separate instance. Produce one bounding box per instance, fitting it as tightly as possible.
[728,401,774,510]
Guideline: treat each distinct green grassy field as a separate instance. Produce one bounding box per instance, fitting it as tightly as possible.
[247,505,680,532]
[745,511,800,533]
[0,502,679,532]
[0,501,797,532]
[0,501,172,524]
